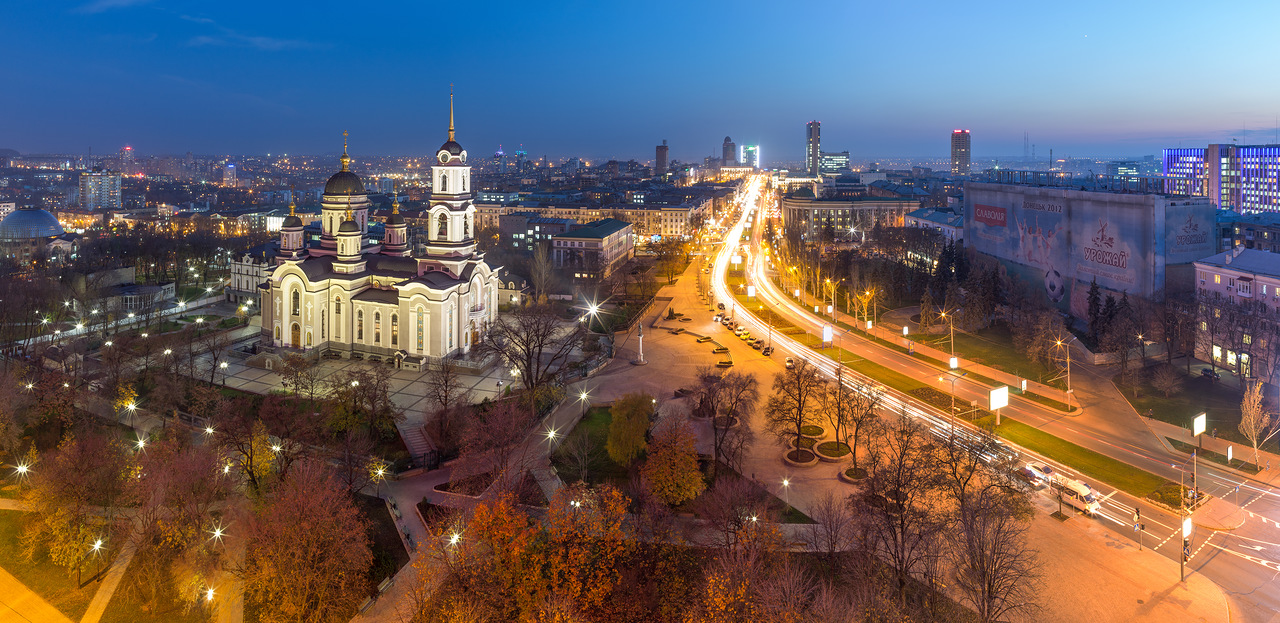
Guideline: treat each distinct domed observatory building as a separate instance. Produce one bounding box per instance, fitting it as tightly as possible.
[0,205,66,265]
[260,96,501,369]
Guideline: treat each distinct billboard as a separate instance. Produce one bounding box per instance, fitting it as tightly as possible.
[965,183,1215,318]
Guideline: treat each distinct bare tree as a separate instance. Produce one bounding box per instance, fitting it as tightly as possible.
[458,399,541,492]
[424,358,469,415]
[850,411,946,603]
[763,358,826,460]
[805,491,855,563]
[559,432,599,483]
[478,303,583,420]
[1151,364,1184,398]
[198,329,234,385]
[1239,381,1279,464]
[952,485,1042,623]
[280,353,322,402]
[696,368,760,480]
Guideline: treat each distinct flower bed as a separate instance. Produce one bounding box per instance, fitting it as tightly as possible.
[784,449,818,467]
[800,425,825,438]
[815,441,852,463]
[838,466,867,483]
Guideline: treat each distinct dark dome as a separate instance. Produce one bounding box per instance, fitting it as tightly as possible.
[0,207,64,240]
[324,170,364,195]
[386,212,405,226]
[338,219,360,233]
[282,215,303,228]
[438,140,464,156]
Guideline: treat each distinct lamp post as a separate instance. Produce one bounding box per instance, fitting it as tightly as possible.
[939,371,968,441]
[578,389,590,420]
[1136,333,1146,367]
[781,477,791,508]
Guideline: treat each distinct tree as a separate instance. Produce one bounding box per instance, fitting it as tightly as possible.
[242,461,372,622]
[214,397,277,493]
[952,485,1042,623]
[544,483,631,613]
[695,368,759,480]
[1086,278,1102,341]
[530,241,554,303]
[280,353,322,401]
[325,365,403,438]
[605,392,652,466]
[641,418,705,506]
[21,432,134,575]
[425,358,469,415]
[825,374,882,476]
[805,491,855,563]
[458,399,540,490]
[918,287,936,333]
[850,412,946,603]
[478,303,583,419]
[764,358,826,459]
[1239,381,1279,465]
[1151,365,1184,398]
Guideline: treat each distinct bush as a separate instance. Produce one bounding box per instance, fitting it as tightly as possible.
[1146,481,1185,508]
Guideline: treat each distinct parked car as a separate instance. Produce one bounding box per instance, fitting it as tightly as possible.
[784,357,795,369]
[717,303,726,310]
[762,346,774,356]
[713,314,722,322]
[751,340,763,350]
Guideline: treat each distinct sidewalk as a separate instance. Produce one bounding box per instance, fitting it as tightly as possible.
[80,538,137,623]
[0,565,73,623]
[1143,416,1280,486]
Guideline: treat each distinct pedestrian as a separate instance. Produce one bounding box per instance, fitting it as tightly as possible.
[1212,428,1218,439]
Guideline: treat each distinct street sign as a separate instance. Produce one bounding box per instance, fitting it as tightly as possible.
[990,386,1009,410]
[1193,412,1207,437]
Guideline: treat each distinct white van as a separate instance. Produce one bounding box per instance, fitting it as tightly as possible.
[1059,478,1101,516]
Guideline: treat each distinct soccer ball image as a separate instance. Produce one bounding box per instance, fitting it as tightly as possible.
[1044,268,1066,303]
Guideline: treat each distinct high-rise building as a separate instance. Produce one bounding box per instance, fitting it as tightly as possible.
[820,151,850,175]
[722,137,737,165]
[740,144,760,168]
[1163,144,1280,213]
[1106,161,1141,178]
[656,140,669,175]
[78,168,122,211]
[806,121,821,176]
[950,130,971,177]
[223,161,237,187]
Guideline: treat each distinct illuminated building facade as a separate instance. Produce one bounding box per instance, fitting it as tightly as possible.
[740,144,759,168]
[1163,144,1280,213]
[261,97,500,367]
[950,130,971,177]
[78,168,122,211]
[806,121,821,176]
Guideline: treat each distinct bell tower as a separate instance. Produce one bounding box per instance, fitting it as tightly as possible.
[424,89,477,258]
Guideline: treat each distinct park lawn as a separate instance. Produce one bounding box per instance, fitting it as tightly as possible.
[550,406,631,488]
[98,558,210,623]
[981,417,1169,498]
[1118,373,1273,451]
[354,494,411,593]
[0,510,97,621]
[951,323,1064,388]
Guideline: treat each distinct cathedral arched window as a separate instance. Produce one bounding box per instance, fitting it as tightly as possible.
[391,314,398,346]
[462,172,467,191]
[439,173,448,193]
[291,290,300,316]
[464,216,471,238]
[320,309,326,339]
[416,306,424,351]
[357,309,364,341]
[437,213,448,238]
[334,297,342,339]
[374,311,382,344]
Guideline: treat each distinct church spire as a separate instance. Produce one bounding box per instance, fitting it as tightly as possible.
[288,185,296,215]
[340,130,351,171]
[391,182,400,214]
[448,86,455,142]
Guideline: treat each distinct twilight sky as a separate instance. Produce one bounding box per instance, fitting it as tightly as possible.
[3,0,1279,163]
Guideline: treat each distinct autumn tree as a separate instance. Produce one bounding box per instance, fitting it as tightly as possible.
[605,392,653,466]
[242,461,372,622]
[21,432,134,575]
[458,399,540,491]
[764,358,826,460]
[280,353,322,401]
[214,397,277,493]
[544,483,631,613]
[1239,381,1279,464]
[325,365,403,438]
[530,241,554,303]
[641,418,705,506]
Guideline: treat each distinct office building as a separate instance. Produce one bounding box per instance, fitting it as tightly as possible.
[656,140,669,175]
[806,121,821,176]
[741,144,759,168]
[820,151,850,175]
[951,130,971,177]
[78,168,122,211]
[1193,247,1280,382]
[224,162,237,188]
[722,137,736,165]
[781,192,917,239]
[1106,161,1141,178]
[1162,144,1280,213]
[551,218,634,281]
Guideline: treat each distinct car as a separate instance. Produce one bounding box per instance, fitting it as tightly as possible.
[713,314,722,322]
[717,303,725,310]
[1019,463,1055,487]
[784,357,795,369]
[1059,478,1101,517]
[750,340,763,350]
[761,346,774,356]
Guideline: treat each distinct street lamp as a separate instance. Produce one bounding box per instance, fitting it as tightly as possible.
[939,371,968,439]
[781,477,791,508]
[578,389,590,419]
[373,464,387,498]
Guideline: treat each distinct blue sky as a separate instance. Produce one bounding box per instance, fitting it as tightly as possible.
[3,0,1279,162]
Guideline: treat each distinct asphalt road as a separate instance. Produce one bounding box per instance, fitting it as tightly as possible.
[712,175,1280,622]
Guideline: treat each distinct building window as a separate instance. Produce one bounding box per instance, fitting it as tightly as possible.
[321,309,326,339]
[291,290,300,315]
[357,309,364,341]
[1200,321,1207,331]
[437,213,448,238]
[391,314,398,346]
[374,312,382,344]
[1214,274,1221,284]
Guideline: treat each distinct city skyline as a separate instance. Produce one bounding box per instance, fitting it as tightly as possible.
[4,0,1280,160]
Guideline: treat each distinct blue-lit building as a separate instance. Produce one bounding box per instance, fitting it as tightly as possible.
[1163,144,1280,214]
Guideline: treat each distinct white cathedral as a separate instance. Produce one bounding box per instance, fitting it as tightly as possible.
[260,98,499,369]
